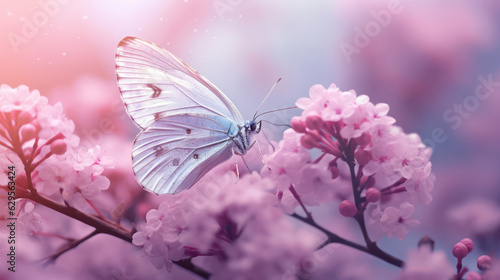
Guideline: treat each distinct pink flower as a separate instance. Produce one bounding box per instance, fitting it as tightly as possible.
[447,199,500,235]
[37,159,76,195]
[404,162,434,205]
[133,171,316,278]
[340,102,372,139]
[293,157,338,206]
[363,144,399,177]
[69,147,96,171]
[88,145,115,175]
[296,84,356,122]
[18,202,43,235]
[61,169,110,207]
[399,246,453,280]
[380,202,420,240]
[261,129,311,191]
[0,84,42,113]
[36,101,77,142]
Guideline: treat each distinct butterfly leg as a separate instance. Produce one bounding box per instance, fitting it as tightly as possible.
[254,140,271,170]
[232,148,240,182]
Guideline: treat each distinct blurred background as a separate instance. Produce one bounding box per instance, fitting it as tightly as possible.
[1,0,500,279]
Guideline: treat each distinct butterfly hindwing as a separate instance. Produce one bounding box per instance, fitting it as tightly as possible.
[132,114,239,194]
[116,36,244,129]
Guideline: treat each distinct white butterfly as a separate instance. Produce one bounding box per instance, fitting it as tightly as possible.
[115,37,261,195]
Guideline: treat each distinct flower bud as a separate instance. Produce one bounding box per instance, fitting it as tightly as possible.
[23,147,32,159]
[51,139,67,155]
[31,119,41,131]
[20,124,37,142]
[452,242,468,259]
[291,117,306,133]
[17,111,33,126]
[300,135,317,150]
[366,188,381,203]
[459,238,474,253]
[477,255,492,271]
[339,200,357,217]
[418,236,435,251]
[305,114,323,130]
[329,165,339,179]
[355,149,371,166]
[328,159,340,179]
[360,175,376,189]
[307,130,323,142]
[355,132,371,147]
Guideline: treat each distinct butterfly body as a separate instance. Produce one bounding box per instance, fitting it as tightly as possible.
[116,37,260,194]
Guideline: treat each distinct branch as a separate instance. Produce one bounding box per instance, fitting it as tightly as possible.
[291,213,403,267]
[45,230,98,264]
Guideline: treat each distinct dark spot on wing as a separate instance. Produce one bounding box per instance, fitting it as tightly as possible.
[186,129,191,134]
[154,112,162,120]
[147,84,162,98]
[193,154,199,159]
[172,158,180,166]
[154,145,164,157]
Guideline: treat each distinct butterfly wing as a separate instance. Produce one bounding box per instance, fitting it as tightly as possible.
[116,36,244,128]
[132,113,239,194]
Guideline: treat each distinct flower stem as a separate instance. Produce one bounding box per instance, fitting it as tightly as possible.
[291,213,403,267]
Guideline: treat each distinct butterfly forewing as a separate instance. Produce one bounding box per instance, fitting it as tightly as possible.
[132,114,238,194]
[116,36,244,129]
[116,36,254,195]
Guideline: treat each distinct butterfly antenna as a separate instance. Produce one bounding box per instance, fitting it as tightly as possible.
[253,78,282,121]
[254,106,297,120]
[261,119,292,129]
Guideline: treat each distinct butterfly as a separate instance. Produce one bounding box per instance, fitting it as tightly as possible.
[115,36,261,195]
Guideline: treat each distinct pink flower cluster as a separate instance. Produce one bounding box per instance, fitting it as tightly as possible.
[0,85,113,233]
[273,83,435,240]
[400,238,499,280]
[36,145,113,208]
[133,171,316,278]
[133,82,441,278]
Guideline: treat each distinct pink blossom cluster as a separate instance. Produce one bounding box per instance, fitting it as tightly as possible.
[400,238,499,280]
[133,83,441,278]
[0,85,113,234]
[133,171,316,279]
[272,83,435,240]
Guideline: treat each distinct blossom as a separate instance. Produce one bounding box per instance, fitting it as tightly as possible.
[399,246,454,280]
[61,168,110,208]
[447,198,500,235]
[38,159,76,195]
[133,171,316,278]
[88,145,115,175]
[0,84,43,113]
[296,84,357,122]
[18,202,43,235]
[380,202,420,240]
[261,129,311,192]
[282,83,435,240]
[404,162,434,205]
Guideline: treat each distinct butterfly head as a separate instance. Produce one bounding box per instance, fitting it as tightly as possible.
[245,120,261,134]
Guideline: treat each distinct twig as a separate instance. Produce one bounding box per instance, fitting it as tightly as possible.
[290,213,403,267]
